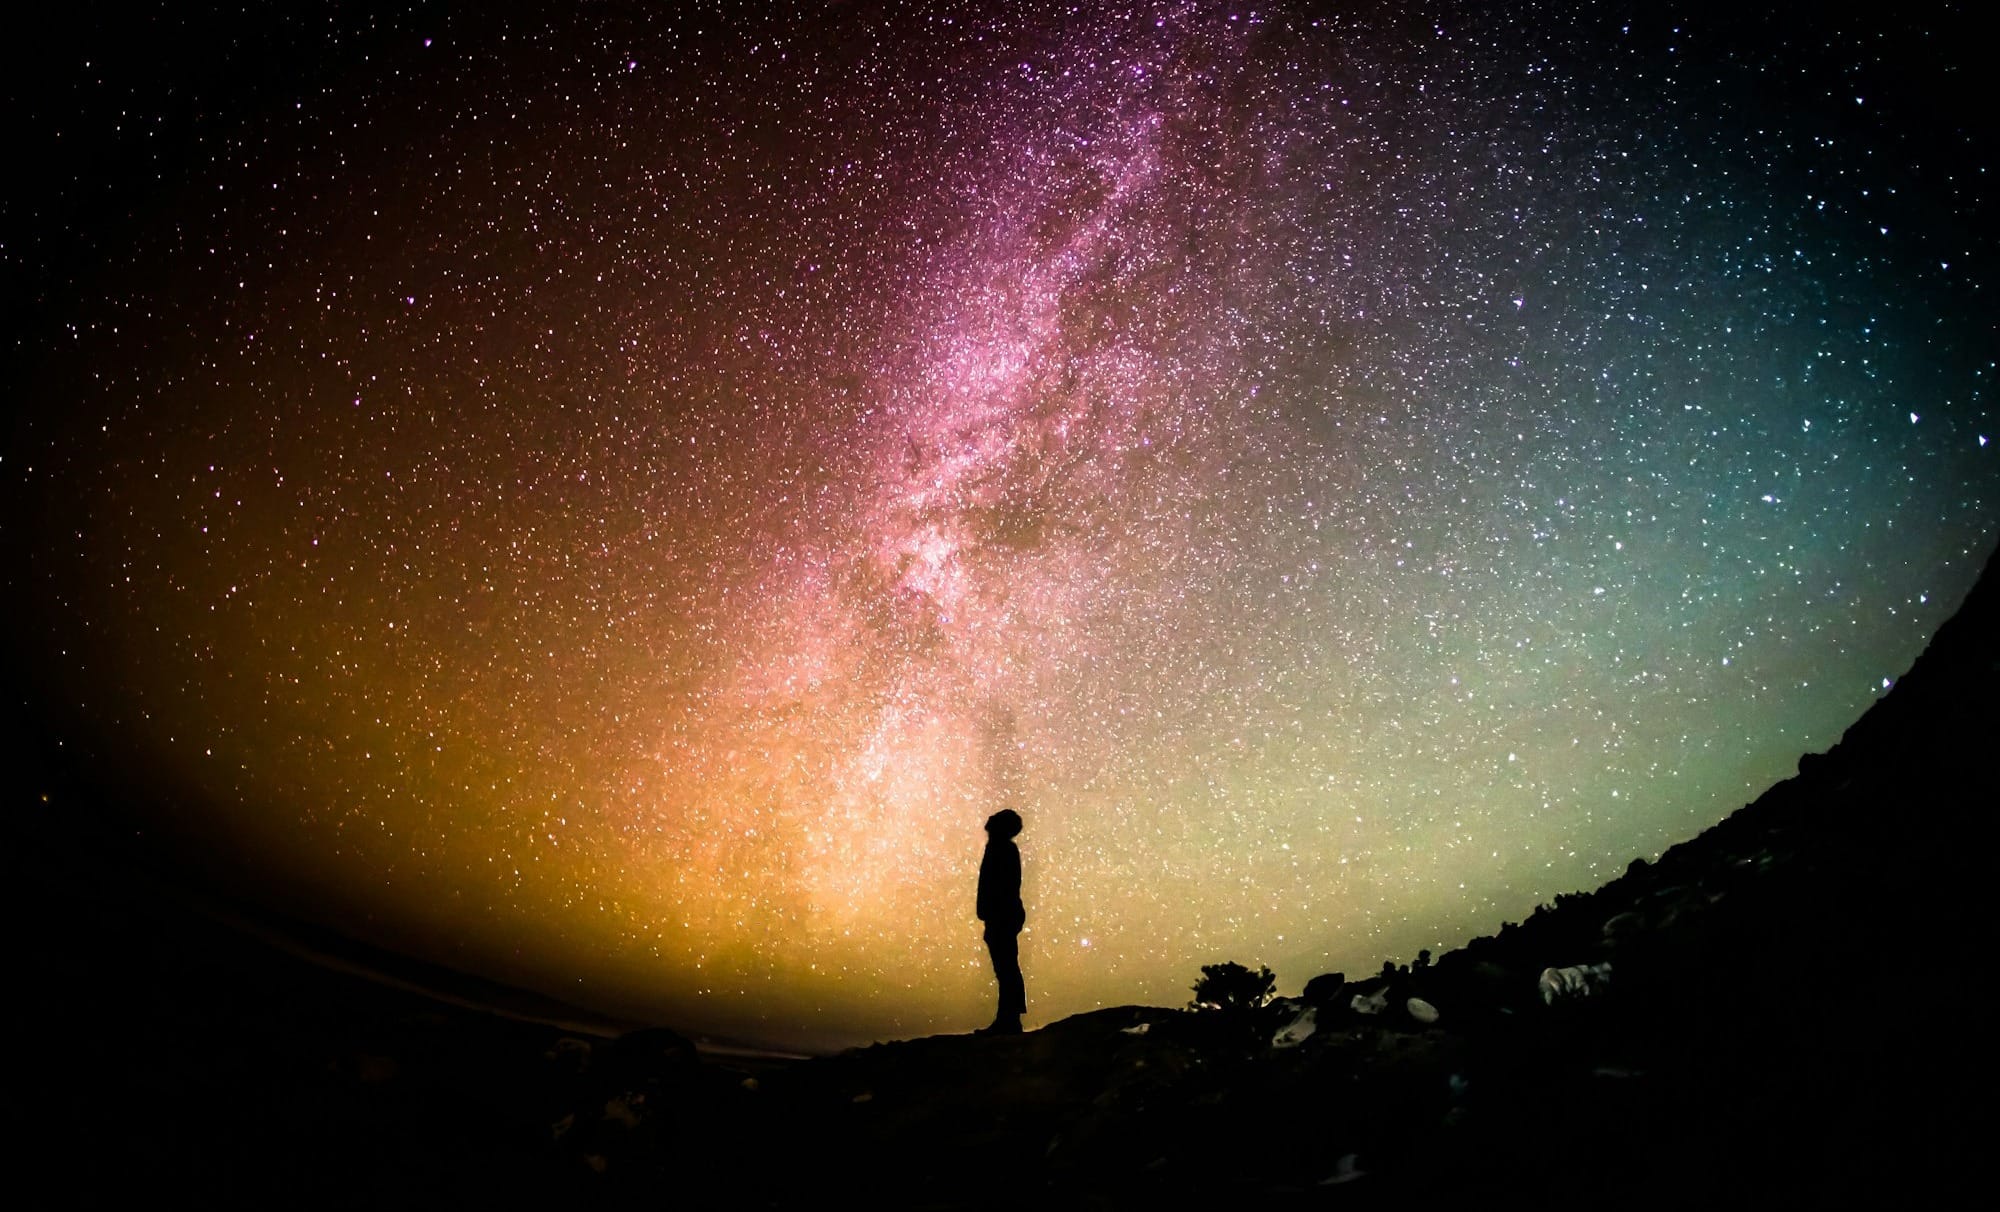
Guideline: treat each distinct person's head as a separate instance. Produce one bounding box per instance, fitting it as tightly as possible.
[984,809,1022,840]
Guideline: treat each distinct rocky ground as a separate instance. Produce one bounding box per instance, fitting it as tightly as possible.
[9,556,1989,1207]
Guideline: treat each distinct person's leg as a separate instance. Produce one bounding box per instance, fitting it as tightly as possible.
[1001,931,1025,1016]
[984,930,1024,1029]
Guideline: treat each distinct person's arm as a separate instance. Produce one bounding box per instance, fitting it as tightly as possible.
[976,845,995,920]
[1005,843,1023,918]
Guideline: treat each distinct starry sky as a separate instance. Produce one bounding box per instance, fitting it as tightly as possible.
[7,1,1996,1050]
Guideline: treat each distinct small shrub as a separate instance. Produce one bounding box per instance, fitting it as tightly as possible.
[1190,962,1277,1013]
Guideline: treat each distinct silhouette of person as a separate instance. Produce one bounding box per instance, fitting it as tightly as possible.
[976,809,1026,1034]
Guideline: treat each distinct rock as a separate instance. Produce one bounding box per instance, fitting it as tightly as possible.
[545,1036,593,1073]
[603,1095,643,1128]
[1601,911,1645,941]
[1302,972,1348,1006]
[1538,962,1613,1004]
[1272,1005,1318,1048]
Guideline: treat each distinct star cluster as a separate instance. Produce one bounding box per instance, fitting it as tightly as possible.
[9,1,1996,1048]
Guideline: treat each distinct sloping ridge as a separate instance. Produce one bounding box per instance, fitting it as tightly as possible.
[1381,547,1998,1196]
[755,551,1998,1203]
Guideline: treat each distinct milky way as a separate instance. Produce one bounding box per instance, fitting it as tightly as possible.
[10,1,1996,1048]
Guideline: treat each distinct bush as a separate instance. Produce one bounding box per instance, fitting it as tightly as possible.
[1190,962,1277,1013]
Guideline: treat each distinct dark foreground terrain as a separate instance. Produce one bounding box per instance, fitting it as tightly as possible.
[8,555,1990,1207]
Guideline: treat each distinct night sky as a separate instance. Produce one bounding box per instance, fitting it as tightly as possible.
[8,1,1996,1049]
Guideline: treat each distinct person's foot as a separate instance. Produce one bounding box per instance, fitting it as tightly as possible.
[977,1015,1022,1036]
